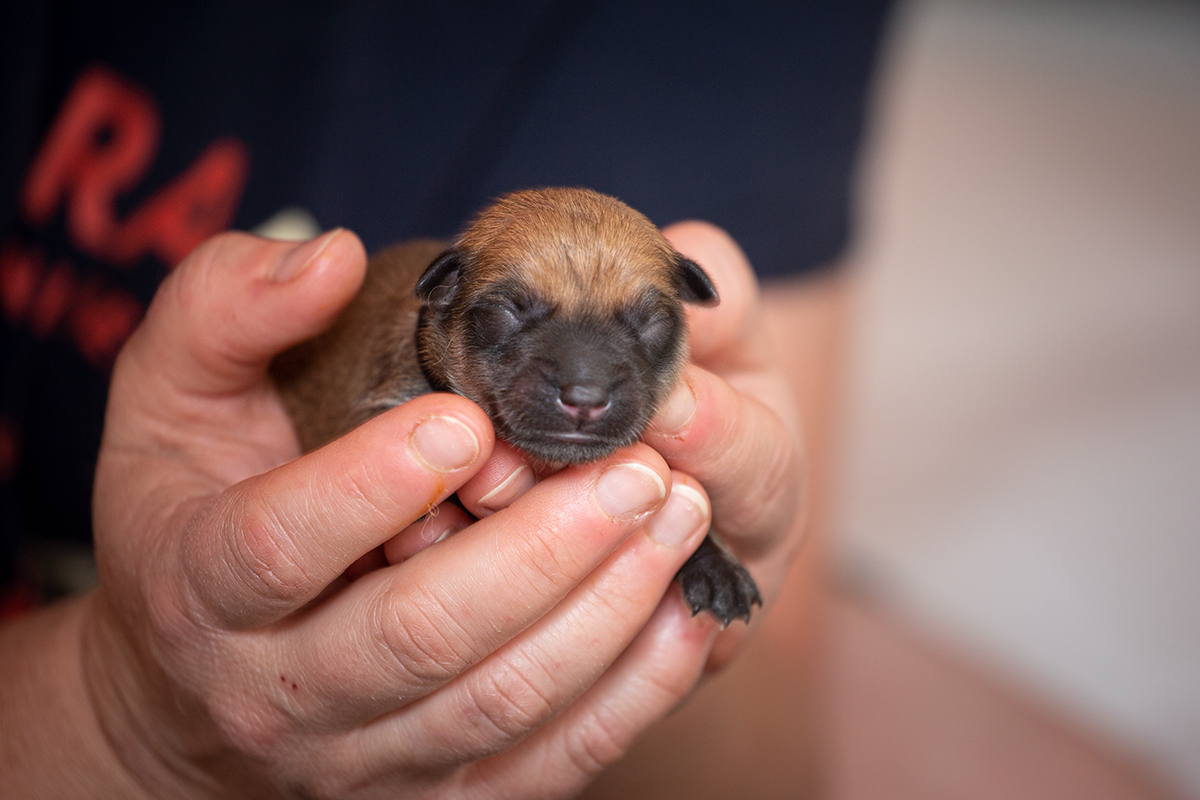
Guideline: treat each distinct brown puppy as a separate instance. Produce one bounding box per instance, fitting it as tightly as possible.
[272,188,761,624]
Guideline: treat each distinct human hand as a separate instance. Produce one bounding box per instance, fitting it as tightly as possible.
[647,222,807,669]
[82,230,723,799]
[444,222,809,672]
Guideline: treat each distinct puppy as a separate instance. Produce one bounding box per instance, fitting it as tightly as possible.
[272,188,761,624]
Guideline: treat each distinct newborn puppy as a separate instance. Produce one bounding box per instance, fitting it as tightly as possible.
[272,188,761,624]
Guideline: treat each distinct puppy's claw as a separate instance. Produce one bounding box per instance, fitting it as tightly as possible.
[675,534,762,627]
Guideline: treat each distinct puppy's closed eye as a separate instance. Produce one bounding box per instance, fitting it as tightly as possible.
[468,292,552,343]
[470,301,523,341]
[634,309,675,355]
[618,295,678,358]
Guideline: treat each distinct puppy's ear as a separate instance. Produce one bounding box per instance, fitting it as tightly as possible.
[416,250,463,311]
[673,255,719,306]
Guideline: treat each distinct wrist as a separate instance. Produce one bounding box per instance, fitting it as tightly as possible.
[0,595,154,799]
[79,591,280,800]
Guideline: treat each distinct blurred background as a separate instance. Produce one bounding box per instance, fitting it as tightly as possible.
[4,1,1195,796]
[829,0,1200,796]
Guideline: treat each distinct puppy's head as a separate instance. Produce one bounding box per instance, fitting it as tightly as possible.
[416,188,717,464]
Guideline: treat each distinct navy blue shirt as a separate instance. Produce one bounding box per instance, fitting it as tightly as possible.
[0,0,890,597]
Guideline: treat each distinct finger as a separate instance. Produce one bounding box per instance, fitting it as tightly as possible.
[464,590,720,798]
[183,393,494,629]
[343,545,388,582]
[455,440,539,518]
[268,445,672,727]
[383,502,475,564]
[645,364,804,558]
[117,229,366,402]
[100,230,368,491]
[662,221,771,371]
[384,474,713,763]
[93,230,373,586]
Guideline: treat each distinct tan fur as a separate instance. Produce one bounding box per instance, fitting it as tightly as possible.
[276,188,695,454]
[272,187,761,624]
[272,238,445,452]
[416,189,696,422]
[454,188,681,313]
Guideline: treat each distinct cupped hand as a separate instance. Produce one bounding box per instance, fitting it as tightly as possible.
[83,230,721,799]
[648,222,808,668]
[449,222,809,672]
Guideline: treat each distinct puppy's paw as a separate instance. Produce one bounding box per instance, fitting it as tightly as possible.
[675,534,762,626]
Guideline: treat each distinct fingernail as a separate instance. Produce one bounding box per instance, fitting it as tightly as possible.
[432,523,462,544]
[384,517,467,564]
[595,463,666,521]
[646,484,709,548]
[424,517,466,547]
[477,464,536,515]
[269,228,343,282]
[410,416,480,472]
[651,381,696,436]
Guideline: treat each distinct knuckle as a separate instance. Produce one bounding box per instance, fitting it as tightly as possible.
[179,230,260,285]
[373,585,480,686]
[169,231,246,305]
[192,229,255,260]
[338,464,381,514]
[738,432,801,527]
[459,657,554,748]
[170,231,266,365]
[568,575,639,635]
[508,519,580,595]
[710,410,803,552]
[562,710,633,779]
[227,500,314,606]
[643,651,704,702]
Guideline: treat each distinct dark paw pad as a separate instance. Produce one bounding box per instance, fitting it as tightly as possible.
[675,534,762,626]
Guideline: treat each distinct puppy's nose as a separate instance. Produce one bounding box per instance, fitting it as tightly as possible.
[557,383,611,422]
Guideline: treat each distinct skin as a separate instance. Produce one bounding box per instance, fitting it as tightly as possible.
[582,260,844,799]
[0,220,807,798]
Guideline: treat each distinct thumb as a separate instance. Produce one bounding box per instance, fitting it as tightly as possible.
[662,221,769,372]
[94,228,369,539]
[120,228,367,402]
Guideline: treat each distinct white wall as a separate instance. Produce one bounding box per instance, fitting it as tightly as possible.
[837,1,1200,794]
